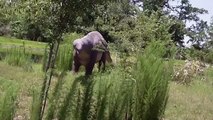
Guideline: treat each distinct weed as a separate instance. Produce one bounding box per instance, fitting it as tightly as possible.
[4,44,33,71]
[0,79,19,120]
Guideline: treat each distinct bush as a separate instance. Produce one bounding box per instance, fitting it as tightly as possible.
[133,41,173,119]
[62,32,83,44]
[173,60,207,84]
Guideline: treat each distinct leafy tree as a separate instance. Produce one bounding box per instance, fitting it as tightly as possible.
[11,0,52,41]
[27,0,125,119]
[0,0,14,35]
[187,20,209,50]
[207,17,213,49]
[132,0,208,47]
[166,0,208,47]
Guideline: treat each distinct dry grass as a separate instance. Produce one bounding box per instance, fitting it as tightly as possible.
[165,67,213,120]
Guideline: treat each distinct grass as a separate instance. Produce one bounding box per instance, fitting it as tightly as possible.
[0,78,19,120]
[0,32,82,56]
[0,36,213,119]
[0,36,46,47]
[0,60,213,119]
[28,41,173,119]
[164,67,213,120]
[0,61,43,119]
[0,36,47,56]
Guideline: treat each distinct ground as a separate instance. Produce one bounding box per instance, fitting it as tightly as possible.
[0,61,213,119]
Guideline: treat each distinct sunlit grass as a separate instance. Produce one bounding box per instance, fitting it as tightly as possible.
[165,67,213,120]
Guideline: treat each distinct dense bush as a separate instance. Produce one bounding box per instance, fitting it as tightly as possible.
[83,11,173,55]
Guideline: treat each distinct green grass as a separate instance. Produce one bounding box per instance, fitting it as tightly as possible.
[0,60,213,119]
[0,36,46,47]
[0,78,19,120]
[0,36,213,119]
[0,61,43,119]
[0,36,47,56]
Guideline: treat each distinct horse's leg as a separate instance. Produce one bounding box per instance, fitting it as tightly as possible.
[72,51,81,73]
[85,51,97,76]
[72,60,81,73]
[102,52,106,71]
[98,61,102,72]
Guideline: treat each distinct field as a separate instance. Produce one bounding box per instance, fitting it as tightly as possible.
[0,37,47,56]
[0,37,213,120]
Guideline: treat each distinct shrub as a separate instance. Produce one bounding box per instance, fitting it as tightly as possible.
[173,60,207,84]
[62,32,83,44]
[133,41,173,120]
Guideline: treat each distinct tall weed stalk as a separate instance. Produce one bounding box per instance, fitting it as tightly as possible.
[30,89,41,120]
[133,41,173,120]
[56,44,73,71]
[0,81,19,120]
[46,72,66,120]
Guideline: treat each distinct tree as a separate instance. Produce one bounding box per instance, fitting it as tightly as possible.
[0,0,14,35]
[187,20,209,50]
[165,0,208,47]
[206,17,213,49]
[32,0,124,119]
[132,0,208,47]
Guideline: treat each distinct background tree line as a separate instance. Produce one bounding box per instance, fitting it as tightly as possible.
[0,0,213,61]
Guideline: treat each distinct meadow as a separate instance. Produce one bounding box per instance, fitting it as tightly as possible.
[0,37,213,120]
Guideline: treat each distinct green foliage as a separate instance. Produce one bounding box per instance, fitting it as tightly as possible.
[143,0,166,12]
[30,89,41,120]
[203,49,213,64]
[0,79,19,120]
[85,6,172,54]
[0,36,46,58]
[42,45,49,71]
[4,44,33,71]
[133,41,173,119]
[46,72,66,120]
[27,41,172,120]
[62,32,83,44]
[56,44,73,71]
[187,20,209,48]
[11,0,52,41]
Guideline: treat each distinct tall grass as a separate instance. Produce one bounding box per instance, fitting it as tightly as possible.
[46,72,66,120]
[43,44,73,72]
[56,44,73,71]
[0,80,19,120]
[4,43,33,71]
[29,41,173,120]
[133,41,173,120]
[30,89,42,120]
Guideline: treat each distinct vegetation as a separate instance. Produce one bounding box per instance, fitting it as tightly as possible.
[0,78,19,120]
[0,0,213,120]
